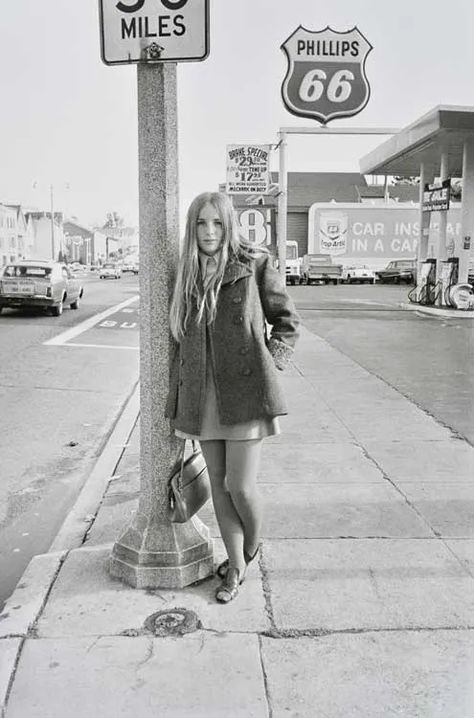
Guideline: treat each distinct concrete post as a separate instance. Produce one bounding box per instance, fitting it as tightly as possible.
[109,63,214,589]
[459,137,474,284]
[277,132,287,279]
[417,164,434,280]
[435,151,449,301]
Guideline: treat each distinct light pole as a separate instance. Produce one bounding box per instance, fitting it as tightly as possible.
[50,184,55,260]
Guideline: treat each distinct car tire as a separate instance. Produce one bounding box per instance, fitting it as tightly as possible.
[70,297,80,310]
[51,299,64,317]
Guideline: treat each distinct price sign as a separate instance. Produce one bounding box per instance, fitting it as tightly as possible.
[281,26,372,124]
[98,0,209,65]
[226,145,272,194]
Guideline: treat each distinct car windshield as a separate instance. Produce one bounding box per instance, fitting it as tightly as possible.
[3,265,51,278]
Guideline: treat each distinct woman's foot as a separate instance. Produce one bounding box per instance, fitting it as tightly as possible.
[215,567,246,603]
[244,542,261,566]
[217,543,261,579]
[216,558,229,579]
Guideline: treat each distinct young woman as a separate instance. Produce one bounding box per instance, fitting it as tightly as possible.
[166,192,299,603]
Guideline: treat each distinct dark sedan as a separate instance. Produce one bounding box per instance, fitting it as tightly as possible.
[376,260,416,284]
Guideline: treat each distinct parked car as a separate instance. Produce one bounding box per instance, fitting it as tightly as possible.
[301,254,343,285]
[375,260,416,284]
[0,260,83,316]
[342,265,376,284]
[99,263,122,279]
[121,260,139,274]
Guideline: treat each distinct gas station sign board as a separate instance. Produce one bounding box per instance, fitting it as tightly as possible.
[98,0,209,65]
[423,179,451,212]
[281,26,372,124]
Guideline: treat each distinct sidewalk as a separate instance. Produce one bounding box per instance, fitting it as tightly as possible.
[1,326,474,717]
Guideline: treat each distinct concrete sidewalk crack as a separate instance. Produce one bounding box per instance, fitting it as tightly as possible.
[258,635,273,718]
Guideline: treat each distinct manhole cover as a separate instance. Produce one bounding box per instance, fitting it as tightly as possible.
[144,608,201,637]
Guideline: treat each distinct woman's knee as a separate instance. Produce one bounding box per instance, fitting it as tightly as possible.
[228,482,258,506]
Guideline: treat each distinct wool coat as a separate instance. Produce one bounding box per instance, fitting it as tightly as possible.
[165,252,300,436]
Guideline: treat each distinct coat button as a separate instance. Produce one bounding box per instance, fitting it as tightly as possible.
[240,347,249,355]
[233,316,244,325]
[241,367,252,376]
[232,296,242,304]
[180,358,184,366]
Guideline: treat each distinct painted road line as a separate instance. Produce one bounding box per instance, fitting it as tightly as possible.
[58,343,139,350]
[43,295,139,346]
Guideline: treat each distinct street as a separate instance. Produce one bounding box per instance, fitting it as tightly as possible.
[0,277,472,609]
[290,283,474,445]
[0,272,140,608]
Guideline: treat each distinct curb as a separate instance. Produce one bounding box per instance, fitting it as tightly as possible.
[48,380,140,553]
[400,302,474,319]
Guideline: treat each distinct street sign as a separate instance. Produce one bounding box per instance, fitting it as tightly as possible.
[423,179,451,212]
[98,0,210,65]
[281,26,372,124]
[226,144,272,194]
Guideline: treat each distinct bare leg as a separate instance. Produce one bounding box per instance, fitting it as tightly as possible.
[199,440,246,574]
[225,439,263,559]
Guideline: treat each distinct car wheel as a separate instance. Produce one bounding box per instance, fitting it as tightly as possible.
[70,297,80,310]
[51,299,64,316]
[99,275,104,279]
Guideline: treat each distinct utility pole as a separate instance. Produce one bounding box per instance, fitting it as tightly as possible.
[50,184,55,260]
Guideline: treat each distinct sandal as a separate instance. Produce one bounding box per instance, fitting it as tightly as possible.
[244,542,261,566]
[215,567,245,604]
[217,543,261,580]
[216,559,229,579]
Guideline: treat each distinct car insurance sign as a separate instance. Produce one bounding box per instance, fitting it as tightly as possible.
[281,26,372,124]
[98,0,210,65]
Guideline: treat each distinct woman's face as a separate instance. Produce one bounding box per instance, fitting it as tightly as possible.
[196,202,224,256]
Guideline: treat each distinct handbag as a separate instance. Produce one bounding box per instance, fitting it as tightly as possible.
[168,440,211,523]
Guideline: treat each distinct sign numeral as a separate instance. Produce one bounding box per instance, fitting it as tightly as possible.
[298,68,355,104]
[116,0,188,11]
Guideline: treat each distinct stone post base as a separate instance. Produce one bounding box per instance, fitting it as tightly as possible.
[109,511,214,589]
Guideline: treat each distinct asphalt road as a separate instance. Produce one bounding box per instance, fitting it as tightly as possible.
[290,282,474,445]
[0,272,140,608]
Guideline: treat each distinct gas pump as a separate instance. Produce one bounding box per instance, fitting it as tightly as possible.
[439,258,459,307]
[410,258,436,305]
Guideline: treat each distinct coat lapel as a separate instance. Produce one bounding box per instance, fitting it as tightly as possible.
[221,260,253,286]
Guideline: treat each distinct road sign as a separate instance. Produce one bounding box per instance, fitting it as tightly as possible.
[281,26,372,124]
[226,144,272,194]
[98,0,210,65]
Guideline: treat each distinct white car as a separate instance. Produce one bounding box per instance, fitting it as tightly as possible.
[342,265,376,284]
[99,263,121,280]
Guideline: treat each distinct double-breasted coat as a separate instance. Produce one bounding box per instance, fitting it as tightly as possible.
[165,252,300,436]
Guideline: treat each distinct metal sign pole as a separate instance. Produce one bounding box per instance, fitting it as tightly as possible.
[109,63,213,589]
[278,131,287,279]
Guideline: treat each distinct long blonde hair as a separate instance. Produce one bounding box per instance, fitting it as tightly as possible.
[170,192,261,341]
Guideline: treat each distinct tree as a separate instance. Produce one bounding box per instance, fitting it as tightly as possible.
[103,211,124,229]
[392,176,420,185]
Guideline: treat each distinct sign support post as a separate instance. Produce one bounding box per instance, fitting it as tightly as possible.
[109,63,213,589]
[277,132,288,279]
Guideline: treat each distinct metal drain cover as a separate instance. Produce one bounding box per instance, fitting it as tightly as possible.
[144,608,201,637]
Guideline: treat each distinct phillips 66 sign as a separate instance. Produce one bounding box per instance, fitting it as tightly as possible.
[281,26,372,124]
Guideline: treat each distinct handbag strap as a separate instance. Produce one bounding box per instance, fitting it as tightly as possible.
[177,439,199,491]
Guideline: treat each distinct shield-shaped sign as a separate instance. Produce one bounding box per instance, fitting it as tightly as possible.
[281,26,372,124]
[319,211,348,255]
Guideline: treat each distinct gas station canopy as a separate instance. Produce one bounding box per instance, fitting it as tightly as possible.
[360,105,474,177]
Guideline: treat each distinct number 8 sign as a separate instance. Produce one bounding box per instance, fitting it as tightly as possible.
[281,26,372,124]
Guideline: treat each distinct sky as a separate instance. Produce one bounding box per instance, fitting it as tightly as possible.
[1,0,473,231]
